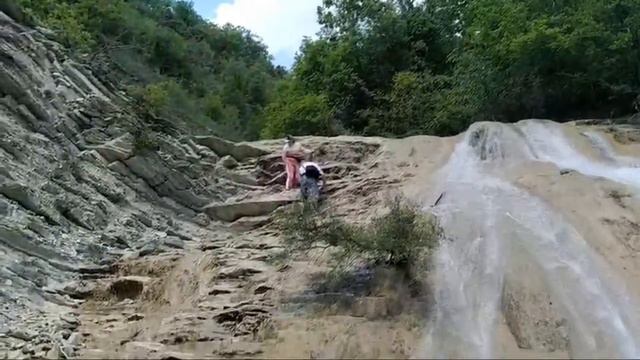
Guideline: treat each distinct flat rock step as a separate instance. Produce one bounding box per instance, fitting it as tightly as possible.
[193,135,269,161]
[203,194,296,222]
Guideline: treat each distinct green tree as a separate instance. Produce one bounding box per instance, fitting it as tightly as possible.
[16,0,282,140]
[456,0,640,120]
[262,81,336,138]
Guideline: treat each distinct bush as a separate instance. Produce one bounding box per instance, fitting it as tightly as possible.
[261,80,336,138]
[368,195,441,266]
[281,195,441,274]
[132,130,158,153]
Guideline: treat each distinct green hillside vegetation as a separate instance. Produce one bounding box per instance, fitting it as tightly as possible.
[263,0,640,138]
[5,0,283,140]
[4,0,639,140]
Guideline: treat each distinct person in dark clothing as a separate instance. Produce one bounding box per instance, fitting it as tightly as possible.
[299,160,324,202]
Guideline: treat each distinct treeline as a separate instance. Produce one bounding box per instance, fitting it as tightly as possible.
[3,0,639,140]
[262,0,640,138]
[4,0,283,140]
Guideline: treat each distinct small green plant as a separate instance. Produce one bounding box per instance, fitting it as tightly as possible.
[281,195,441,275]
[132,130,158,153]
[368,194,441,267]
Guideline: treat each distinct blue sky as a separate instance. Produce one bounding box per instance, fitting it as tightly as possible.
[192,0,321,68]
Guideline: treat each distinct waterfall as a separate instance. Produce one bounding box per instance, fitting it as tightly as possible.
[519,120,640,189]
[422,121,640,359]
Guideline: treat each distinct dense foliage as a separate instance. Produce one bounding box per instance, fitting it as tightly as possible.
[264,0,640,138]
[9,0,283,140]
[6,0,640,140]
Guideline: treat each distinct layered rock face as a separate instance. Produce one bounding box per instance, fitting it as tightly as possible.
[0,11,289,358]
[0,12,400,358]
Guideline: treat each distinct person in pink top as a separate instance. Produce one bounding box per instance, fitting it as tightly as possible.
[282,135,310,190]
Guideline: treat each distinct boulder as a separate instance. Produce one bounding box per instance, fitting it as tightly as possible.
[194,135,269,161]
[124,154,168,187]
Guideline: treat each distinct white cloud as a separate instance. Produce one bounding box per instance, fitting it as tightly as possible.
[213,0,322,67]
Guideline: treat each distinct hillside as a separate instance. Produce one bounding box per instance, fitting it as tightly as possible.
[1,7,640,360]
[2,0,282,141]
[6,0,639,142]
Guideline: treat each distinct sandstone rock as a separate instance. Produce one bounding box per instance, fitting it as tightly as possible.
[217,167,259,186]
[45,344,61,359]
[167,229,193,241]
[61,343,75,358]
[194,135,269,161]
[54,196,107,230]
[0,182,39,212]
[230,215,271,231]
[8,329,37,341]
[213,305,269,323]
[60,313,80,328]
[160,351,197,360]
[203,198,294,222]
[220,155,239,169]
[81,349,107,358]
[217,264,264,279]
[94,133,134,162]
[124,153,209,210]
[192,213,210,227]
[124,154,168,187]
[138,241,165,257]
[502,252,569,352]
[0,182,56,223]
[133,213,153,227]
[62,280,95,299]
[21,343,35,355]
[125,341,165,355]
[163,236,184,250]
[214,342,263,357]
[66,332,82,347]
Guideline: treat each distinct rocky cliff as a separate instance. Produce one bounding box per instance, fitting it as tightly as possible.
[0,11,408,358]
[2,10,640,360]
